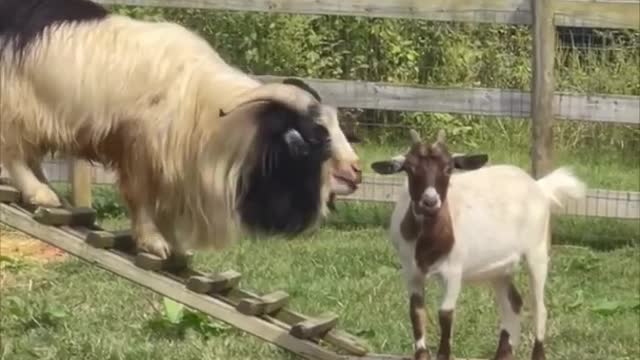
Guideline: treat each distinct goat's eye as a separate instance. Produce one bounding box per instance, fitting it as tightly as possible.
[309,124,330,145]
[443,165,452,174]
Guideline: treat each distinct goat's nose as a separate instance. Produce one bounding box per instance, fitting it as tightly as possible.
[421,195,439,208]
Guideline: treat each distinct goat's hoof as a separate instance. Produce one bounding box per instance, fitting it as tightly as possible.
[531,340,546,360]
[494,353,515,360]
[26,186,62,207]
[137,234,171,259]
[414,349,431,360]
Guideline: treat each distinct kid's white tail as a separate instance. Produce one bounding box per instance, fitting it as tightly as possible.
[537,167,587,207]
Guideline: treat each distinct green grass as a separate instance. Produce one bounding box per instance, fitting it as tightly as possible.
[1,214,639,360]
[3,118,638,360]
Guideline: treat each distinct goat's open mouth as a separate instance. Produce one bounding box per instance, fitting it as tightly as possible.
[423,205,441,214]
[414,203,441,216]
[330,174,359,195]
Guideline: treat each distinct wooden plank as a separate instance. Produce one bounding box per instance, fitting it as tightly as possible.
[531,0,555,178]
[86,230,136,251]
[0,203,344,360]
[554,1,640,29]
[257,76,640,125]
[86,230,116,248]
[135,252,167,271]
[70,159,92,207]
[135,252,193,272]
[32,207,97,227]
[186,271,242,294]
[553,92,640,124]
[97,0,639,29]
[224,289,371,355]
[0,185,20,203]
[237,290,290,316]
[141,264,370,355]
[98,0,534,25]
[220,288,369,356]
[290,312,340,339]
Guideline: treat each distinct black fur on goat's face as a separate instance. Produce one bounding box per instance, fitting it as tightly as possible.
[236,101,331,236]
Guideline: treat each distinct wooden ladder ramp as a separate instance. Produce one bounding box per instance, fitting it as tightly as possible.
[0,183,408,360]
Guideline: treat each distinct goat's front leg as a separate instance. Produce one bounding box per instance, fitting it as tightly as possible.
[436,269,463,360]
[29,159,72,208]
[6,159,62,207]
[404,267,429,360]
[118,175,171,259]
[132,205,172,259]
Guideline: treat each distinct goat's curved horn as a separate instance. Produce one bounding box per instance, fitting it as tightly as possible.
[220,83,315,116]
[436,129,446,144]
[409,129,421,144]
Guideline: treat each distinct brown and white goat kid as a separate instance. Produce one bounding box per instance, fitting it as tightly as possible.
[371,130,586,360]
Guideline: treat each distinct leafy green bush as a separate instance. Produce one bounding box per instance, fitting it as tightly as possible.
[91,185,127,219]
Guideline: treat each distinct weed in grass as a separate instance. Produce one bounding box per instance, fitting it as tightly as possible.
[143,297,231,340]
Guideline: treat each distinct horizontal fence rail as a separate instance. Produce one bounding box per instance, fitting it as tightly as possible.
[97,0,640,29]
[257,76,640,125]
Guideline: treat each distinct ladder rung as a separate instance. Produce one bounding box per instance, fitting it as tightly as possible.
[86,231,116,248]
[134,251,192,272]
[33,206,96,227]
[186,270,241,294]
[134,252,166,271]
[236,290,289,316]
[290,312,339,339]
[0,185,20,203]
[86,230,136,250]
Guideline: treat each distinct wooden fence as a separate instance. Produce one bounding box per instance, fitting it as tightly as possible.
[43,0,640,220]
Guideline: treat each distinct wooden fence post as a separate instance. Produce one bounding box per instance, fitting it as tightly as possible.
[531,0,555,178]
[70,159,92,207]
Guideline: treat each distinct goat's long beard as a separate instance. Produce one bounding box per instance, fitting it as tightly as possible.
[261,143,280,177]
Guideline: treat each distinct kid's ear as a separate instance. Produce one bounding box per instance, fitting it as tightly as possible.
[371,156,406,175]
[452,154,488,170]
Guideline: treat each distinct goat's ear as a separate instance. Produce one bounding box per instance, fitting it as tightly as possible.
[282,128,310,158]
[371,156,405,175]
[452,154,488,170]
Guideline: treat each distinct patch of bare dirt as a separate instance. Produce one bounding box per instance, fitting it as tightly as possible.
[0,226,67,263]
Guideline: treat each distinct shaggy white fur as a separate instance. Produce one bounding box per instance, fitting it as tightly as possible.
[1,7,361,259]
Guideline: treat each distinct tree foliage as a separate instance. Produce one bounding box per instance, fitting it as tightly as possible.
[109,6,640,154]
